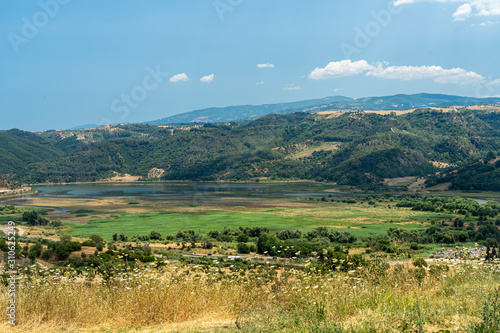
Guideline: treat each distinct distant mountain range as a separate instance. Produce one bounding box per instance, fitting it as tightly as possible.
[145,96,353,125]
[144,93,500,125]
[71,124,100,130]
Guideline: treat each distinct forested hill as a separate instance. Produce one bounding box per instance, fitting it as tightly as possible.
[145,93,500,125]
[2,107,500,189]
[0,129,64,178]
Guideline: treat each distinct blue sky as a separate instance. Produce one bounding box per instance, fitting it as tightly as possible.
[1,0,500,131]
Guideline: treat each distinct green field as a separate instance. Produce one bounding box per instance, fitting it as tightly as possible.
[66,210,427,241]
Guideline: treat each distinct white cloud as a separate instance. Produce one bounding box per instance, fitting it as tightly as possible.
[200,74,214,83]
[283,84,301,91]
[308,60,374,79]
[472,19,500,25]
[394,0,500,21]
[367,63,484,84]
[454,3,472,20]
[308,59,485,85]
[257,63,275,68]
[490,78,500,85]
[169,73,189,83]
[256,81,265,85]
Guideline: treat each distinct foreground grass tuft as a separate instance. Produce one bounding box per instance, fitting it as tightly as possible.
[1,260,500,332]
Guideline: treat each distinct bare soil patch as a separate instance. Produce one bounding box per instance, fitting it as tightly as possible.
[383,176,416,187]
[101,172,141,182]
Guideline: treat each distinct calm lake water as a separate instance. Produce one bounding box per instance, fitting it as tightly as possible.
[31,182,346,200]
[1,182,490,212]
[0,182,352,213]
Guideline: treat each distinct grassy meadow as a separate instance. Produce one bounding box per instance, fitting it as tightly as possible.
[63,198,440,242]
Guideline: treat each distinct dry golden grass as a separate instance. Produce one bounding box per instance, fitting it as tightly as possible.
[383,176,417,187]
[286,143,340,160]
[101,172,142,182]
[1,260,499,332]
[316,109,416,119]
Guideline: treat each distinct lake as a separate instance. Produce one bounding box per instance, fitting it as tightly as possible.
[30,181,352,200]
[1,182,491,212]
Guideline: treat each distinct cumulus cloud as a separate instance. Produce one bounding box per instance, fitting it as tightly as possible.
[169,73,189,83]
[200,74,214,83]
[283,84,301,91]
[308,60,374,79]
[367,63,484,84]
[308,59,485,85]
[394,0,500,21]
[453,3,472,20]
[257,63,275,68]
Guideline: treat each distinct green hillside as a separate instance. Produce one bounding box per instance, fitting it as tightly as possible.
[4,107,499,189]
[0,130,64,177]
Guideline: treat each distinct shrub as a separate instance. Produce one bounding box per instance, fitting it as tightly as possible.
[41,249,54,260]
[150,230,162,240]
[22,210,50,226]
[55,245,71,261]
[413,257,428,268]
[81,240,96,247]
[237,242,252,254]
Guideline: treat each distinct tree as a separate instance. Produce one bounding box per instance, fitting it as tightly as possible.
[237,242,251,254]
[22,210,38,225]
[90,234,105,244]
[150,230,162,240]
[28,241,43,259]
[59,234,72,243]
[55,244,71,260]
[22,210,49,226]
[51,219,63,227]
[236,233,249,242]
[486,151,496,162]
[41,249,54,260]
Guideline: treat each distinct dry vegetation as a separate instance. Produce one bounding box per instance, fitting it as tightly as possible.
[1,259,499,332]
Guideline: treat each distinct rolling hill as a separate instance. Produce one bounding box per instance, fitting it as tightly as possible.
[145,93,500,125]
[0,130,64,177]
[145,96,353,125]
